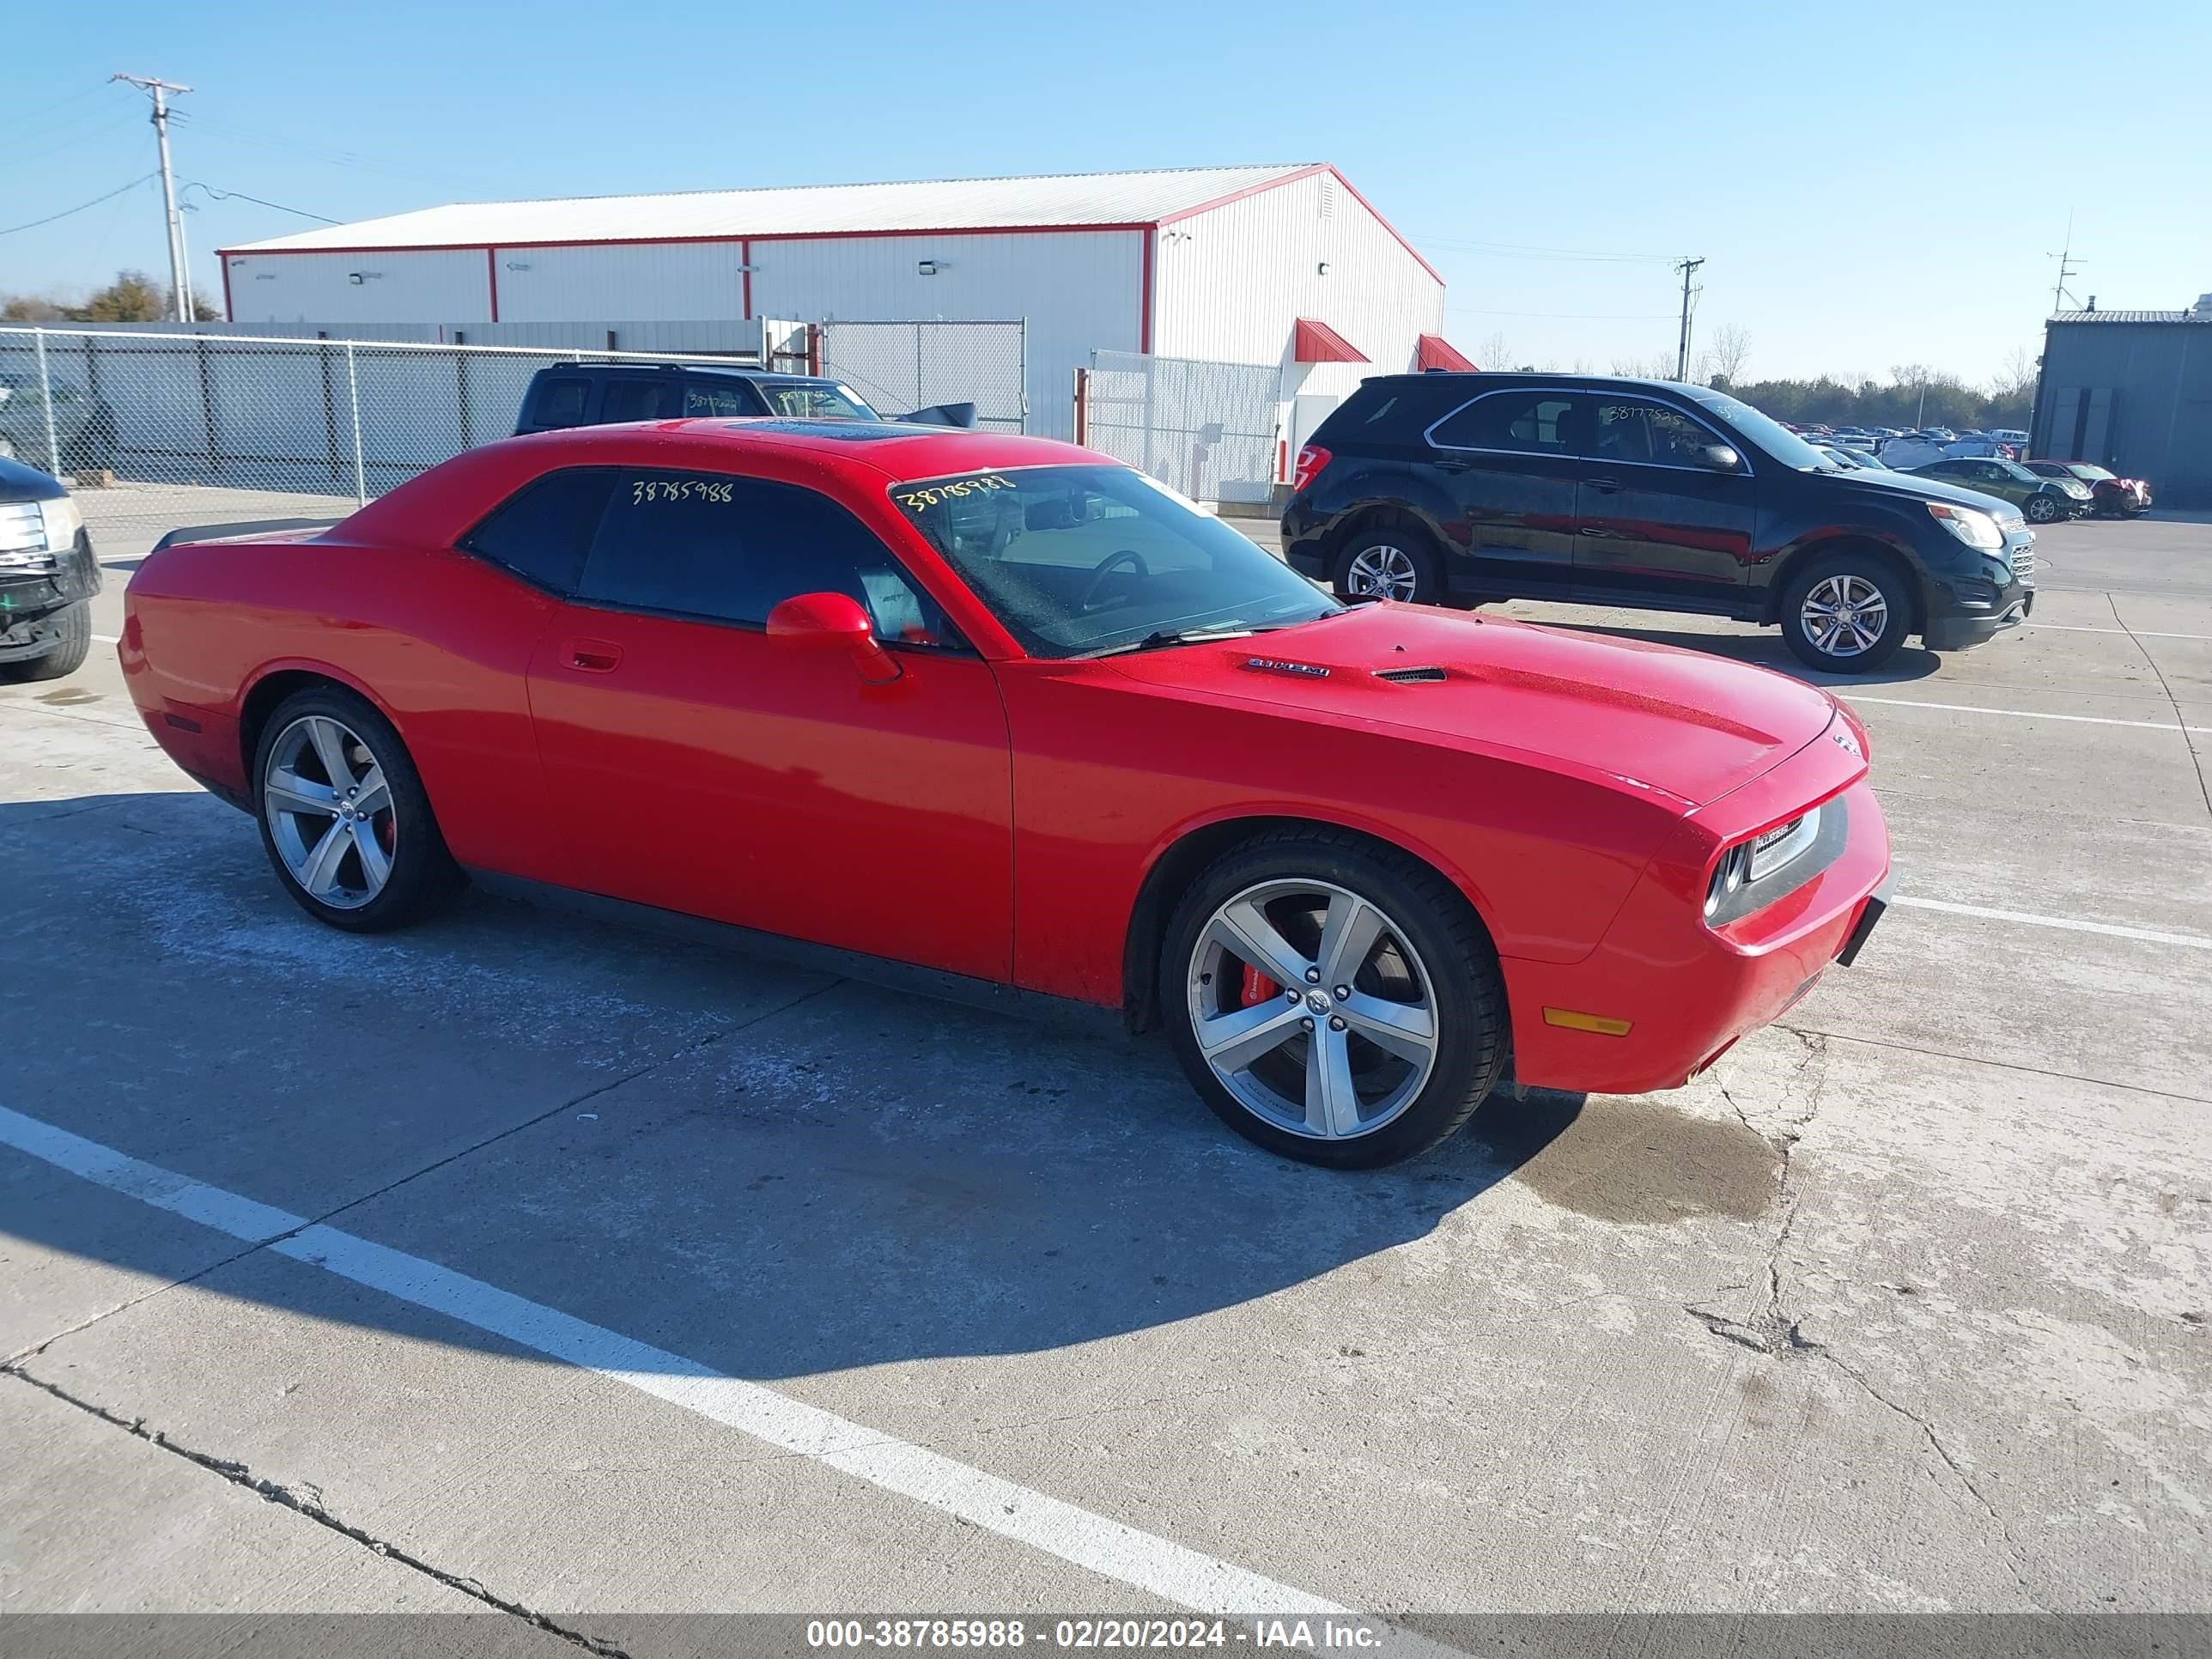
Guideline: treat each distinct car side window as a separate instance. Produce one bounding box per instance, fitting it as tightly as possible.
[458,468,619,593]
[1430,392,1576,456]
[576,469,950,643]
[532,378,591,429]
[684,383,763,417]
[1589,399,1717,467]
[600,379,683,422]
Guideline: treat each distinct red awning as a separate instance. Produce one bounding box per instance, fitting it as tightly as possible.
[1292,318,1369,364]
[1415,332,1478,372]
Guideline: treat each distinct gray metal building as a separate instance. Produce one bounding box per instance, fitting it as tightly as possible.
[2031,304,2211,507]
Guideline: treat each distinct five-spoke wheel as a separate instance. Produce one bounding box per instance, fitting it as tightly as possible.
[252,685,464,932]
[1163,830,1506,1167]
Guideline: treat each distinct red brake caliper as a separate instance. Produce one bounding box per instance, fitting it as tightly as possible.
[1239,963,1279,1007]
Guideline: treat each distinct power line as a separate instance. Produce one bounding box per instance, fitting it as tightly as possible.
[180,180,339,223]
[1408,233,1678,264]
[1447,306,1679,319]
[0,172,159,237]
[0,82,121,136]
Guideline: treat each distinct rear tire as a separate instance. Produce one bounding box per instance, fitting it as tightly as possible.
[1334,527,1446,606]
[1159,829,1507,1169]
[251,685,465,933]
[1779,552,1911,674]
[0,603,91,682]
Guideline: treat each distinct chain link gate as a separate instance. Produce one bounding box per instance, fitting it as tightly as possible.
[815,320,1027,433]
[1078,351,1285,507]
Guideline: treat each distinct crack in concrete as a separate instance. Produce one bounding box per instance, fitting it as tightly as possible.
[0,1365,633,1655]
[2107,591,2212,821]
[1689,1031,1830,1356]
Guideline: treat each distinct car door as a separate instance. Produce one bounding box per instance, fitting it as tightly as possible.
[524,465,1016,982]
[1960,459,2027,507]
[1572,395,1758,608]
[1420,387,1583,593]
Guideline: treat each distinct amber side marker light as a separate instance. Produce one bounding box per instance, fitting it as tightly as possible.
[1541,1008,1633,1036]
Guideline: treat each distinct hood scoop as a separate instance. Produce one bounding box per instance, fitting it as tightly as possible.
[1374,665,1449,684]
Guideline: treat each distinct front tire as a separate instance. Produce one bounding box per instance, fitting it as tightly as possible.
[0,603,91,682]
[251,686,465,933]
[1334,527,1446,606]
[1160,829,1508,1169]
[1779,552,1910,674]
[2024,493,2061,524]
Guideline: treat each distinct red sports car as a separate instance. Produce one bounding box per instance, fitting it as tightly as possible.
[121,419,1892,1168]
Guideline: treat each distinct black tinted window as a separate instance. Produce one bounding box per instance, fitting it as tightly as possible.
[459,468,617,592]
[1591,399,1719,466]
[532,378,590,428]
[600,379,683,422]
[1431,391,1576,455]
[684,381,763,416]
[578,470,947,641]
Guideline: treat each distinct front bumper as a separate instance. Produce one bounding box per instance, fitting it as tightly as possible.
[1922,526,2034,650]
[1501,758,1892,1098]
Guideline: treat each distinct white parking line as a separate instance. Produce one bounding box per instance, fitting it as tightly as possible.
[91,634,119,645]
[2030,623,2212,642]
[1849,696,2212,735]
[0,1104,1358,1623]
[1893,896,2212,951]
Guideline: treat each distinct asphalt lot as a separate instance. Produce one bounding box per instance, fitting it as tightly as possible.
[3,489,2209,1642]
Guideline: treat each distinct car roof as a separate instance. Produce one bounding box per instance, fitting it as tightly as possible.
[510,416,1097,475]
[535,362,842,387]
[1357,370,1712,397]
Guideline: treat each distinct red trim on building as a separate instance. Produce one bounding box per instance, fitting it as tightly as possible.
[741,237,752,319]
[1415,332,1477,372]
[1139,226,1155,354]
[486,247,500,322]
[1292,318,1368,364]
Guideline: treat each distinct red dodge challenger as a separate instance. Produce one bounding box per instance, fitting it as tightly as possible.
[122,418,1892,1168]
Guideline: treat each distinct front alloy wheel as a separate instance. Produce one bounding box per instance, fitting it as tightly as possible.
[1798,574,1890,661]
[2025,493,2061,524]
[1161,830,1507,1168]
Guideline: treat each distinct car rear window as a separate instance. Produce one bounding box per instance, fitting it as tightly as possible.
[459,467,618,593]
[1310,380,1472,447]
[532,378,591,428]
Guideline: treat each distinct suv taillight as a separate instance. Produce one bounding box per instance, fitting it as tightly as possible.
[1291,445,1332,493]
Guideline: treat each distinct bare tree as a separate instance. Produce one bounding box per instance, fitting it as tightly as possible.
[1610,351,1680,380]
[1700,324,1752,386]
[1991,346,2040,402]
[1476,331,1512,372]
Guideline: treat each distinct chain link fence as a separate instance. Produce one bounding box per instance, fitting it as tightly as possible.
[1077,351,1285,507]
[0,320,1028,543]
[817,320,1027,433]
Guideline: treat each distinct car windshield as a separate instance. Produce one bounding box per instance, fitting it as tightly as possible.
[760,382,880,421]
[1997,460,2039,482]
[891,464,1341,658]
[2068,464,2115,481]
[1678,385,1835,471]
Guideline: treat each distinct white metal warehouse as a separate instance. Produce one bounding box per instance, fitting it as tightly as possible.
[217,164,1462,450]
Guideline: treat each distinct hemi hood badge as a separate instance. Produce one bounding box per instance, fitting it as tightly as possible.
[1243,657,1332,678]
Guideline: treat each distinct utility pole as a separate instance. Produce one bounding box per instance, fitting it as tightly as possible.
[2047,215,2082,315]
[1674,256,1705,381]
[112,73,194,321]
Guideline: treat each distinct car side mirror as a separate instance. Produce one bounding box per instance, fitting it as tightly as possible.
[1697,444,1744,473]
[765,591,902,684]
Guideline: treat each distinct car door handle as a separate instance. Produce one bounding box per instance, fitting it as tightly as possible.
[1583,477,1622,494]
[564,639,623,673]
[1432,455,1474,473]
[1577,526,1623,538]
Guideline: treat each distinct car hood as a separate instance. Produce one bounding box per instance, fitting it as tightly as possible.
[1826,465,2021,517]
[1105,603,1844,809]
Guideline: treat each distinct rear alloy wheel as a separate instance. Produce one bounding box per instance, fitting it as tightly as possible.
[2024,493,2061,524]
[1334,529,1443,605]
[1779,554,1909,674]
[252,687,465,933]
[1161,832,1506,1168]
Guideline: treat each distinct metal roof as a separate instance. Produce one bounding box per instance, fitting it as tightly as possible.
[2050,310,2212,324]
[226,165,1322,253]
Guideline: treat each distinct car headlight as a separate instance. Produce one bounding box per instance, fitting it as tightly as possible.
[36,495,83,552]
[1926,501,2003,550]
[1705,805,1826,919]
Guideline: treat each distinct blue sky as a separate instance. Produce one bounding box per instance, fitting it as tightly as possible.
[4,0,2204,386]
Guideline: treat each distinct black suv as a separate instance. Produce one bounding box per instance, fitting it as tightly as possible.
[1283,374,2037,672]
[514,363,975,434]
[0,456,100,682]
